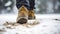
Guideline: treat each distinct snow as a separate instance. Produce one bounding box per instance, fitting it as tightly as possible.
[5,1,12,6]
[0,14,60,34]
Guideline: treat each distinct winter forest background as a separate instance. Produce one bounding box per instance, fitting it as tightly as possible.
[0,0,60,14]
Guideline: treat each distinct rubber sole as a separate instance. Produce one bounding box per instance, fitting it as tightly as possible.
[17,18,27,24]
[28,16,35,20]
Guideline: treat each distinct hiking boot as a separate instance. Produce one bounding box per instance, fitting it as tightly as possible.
[28,10,35,20]
[17,6,28,24]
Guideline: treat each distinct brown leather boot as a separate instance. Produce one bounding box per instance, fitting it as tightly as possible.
[17,6,28,24]
[28,10,35,20]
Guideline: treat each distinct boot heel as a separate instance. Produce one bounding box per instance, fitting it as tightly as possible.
[17,17,27,24]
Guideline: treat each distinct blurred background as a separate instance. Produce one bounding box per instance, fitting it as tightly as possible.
[0,0,60,14]
[0,0,60,34]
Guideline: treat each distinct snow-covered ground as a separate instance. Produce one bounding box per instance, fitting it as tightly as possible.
[0,14,60,34]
